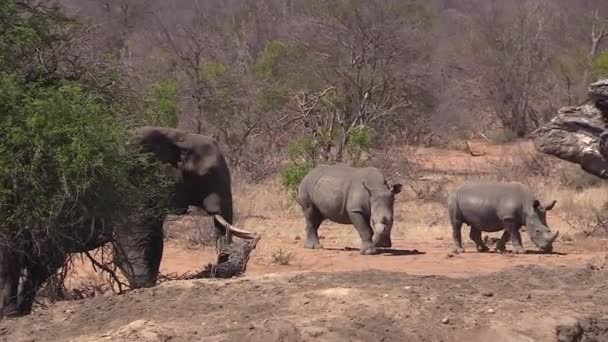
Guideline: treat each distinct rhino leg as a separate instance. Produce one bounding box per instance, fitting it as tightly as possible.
[302,206,324,250]
[469,227,489,252]
[496,230,509,253]
[450,220,465,254]
[348,213,377,255]
[505,220,525,254]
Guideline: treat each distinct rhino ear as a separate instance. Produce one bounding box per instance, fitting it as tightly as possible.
[545,200,557,211]
[391,183,403,195]
[533,200,541,210]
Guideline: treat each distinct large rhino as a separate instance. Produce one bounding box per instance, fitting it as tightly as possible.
[447,182,559,254]
[297,164,402,255]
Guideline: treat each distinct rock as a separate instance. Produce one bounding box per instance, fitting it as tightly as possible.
[481,291,494,297]
[532,77,608,178]
[488,308,495,314]
[93,320,174,342]
[441,317,450,324]
[590,78,608,99]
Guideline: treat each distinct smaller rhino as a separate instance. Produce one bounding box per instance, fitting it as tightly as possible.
[447,182,559,254]
[296,164,402,255]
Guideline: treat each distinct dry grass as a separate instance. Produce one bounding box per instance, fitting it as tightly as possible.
[233,178,297,221]
[271,248,297,265]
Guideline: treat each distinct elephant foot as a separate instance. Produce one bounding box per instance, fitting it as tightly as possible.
[476,245,489,253]
[512,246,526,254]
[304,240,324,249]
[360,243,378,255]
[452,247,465,254]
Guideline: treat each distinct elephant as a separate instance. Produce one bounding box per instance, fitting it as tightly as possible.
[0,126,256,317]
[116,126,256,287]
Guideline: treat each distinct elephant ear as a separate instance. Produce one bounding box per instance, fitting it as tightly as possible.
[132,126,186,168]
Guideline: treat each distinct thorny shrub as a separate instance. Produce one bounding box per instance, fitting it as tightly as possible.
[271,248,296,266]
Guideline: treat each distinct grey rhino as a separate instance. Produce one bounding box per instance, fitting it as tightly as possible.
[296,164,402,255]
[447,181,559,254]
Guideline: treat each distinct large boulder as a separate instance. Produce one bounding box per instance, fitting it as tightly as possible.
[532,78,608,178]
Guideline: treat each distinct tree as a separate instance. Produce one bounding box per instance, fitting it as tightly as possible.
[0,0,173,314]
[470,0,558,137]
[583,9,608,90]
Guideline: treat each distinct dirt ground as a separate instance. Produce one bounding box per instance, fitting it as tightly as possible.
[2,263,607,341]
[1,139,608,341]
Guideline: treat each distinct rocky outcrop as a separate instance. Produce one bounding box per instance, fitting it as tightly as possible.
[532,78,608,177]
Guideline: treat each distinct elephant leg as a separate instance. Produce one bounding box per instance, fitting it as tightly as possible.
[0,247,21,317]
[113,221,164,289]
[469,227,489,252]
[302,205,324,250]
[348,213,377,255]
[18,251,66,315]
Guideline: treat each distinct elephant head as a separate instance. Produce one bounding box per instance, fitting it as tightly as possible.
[128,126,222,178]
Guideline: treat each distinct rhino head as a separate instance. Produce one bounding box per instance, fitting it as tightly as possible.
[525,199,559,252]
[364,182,403,248]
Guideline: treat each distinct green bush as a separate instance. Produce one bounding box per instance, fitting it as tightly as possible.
[346,125,375,166]
[592,52,608,79]
[286,135,318,163]
[279,162,312,198]
[142,79,178,127]
[0,0,172,252]
[0,77,119,242]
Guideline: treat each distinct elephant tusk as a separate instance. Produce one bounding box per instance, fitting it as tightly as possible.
[214,215,258,240]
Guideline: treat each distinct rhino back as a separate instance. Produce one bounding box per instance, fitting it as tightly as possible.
[454,182,531,230]
[298,164,368,223]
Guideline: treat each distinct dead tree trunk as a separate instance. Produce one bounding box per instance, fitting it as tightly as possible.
[532,78,608,178]
[582,10,608,95]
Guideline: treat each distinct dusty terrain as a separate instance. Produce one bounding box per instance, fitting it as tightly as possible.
[1,140,608,341]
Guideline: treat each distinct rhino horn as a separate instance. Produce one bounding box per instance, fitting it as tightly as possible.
[549,230,559,242]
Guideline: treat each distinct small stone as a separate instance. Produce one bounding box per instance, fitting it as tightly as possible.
[441,317,450,324]
[382,294,389,298]
[481,291,494,297]
[487,308,495,314]
[294,236,301,241]
[404,286,411,290]
[446,253,455,258]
